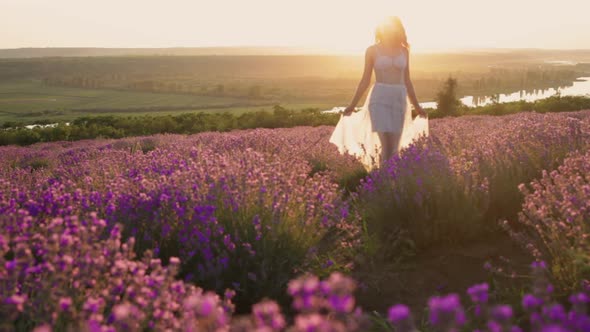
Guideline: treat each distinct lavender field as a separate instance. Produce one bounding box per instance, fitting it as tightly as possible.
[1,110,590,331]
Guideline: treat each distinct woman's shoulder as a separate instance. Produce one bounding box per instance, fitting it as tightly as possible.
[400,46,410,61]
[366,43,378,54]
[366,43,383,59]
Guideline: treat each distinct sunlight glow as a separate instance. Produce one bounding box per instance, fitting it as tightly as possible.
[1,0,590,52]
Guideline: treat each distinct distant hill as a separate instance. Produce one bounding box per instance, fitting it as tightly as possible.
[0,46,334,58]
[2,47,590,62]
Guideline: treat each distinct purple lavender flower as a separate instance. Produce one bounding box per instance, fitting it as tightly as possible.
[539,325,571,332]
[58,297,72,312]
[467,283,489,304]
[428,293,466,329]
[388,304,411,323]
[5,294,27,312]
[531,261,548,270]
[522,293,543,311]
[542,304,567,323]
[252,300,286,330]
[569,293,589,306]
[491,305,513,322]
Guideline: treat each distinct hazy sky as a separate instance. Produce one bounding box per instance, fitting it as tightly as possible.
[2,0,589,52]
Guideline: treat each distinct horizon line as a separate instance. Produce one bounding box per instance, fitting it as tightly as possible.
[2,45,590,54]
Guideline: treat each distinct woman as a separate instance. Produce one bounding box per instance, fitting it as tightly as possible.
[329,16,429,170]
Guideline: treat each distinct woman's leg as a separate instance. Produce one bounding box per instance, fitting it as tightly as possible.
[378,132,393,166]
[378,132,402,167]
[391,132,402,155]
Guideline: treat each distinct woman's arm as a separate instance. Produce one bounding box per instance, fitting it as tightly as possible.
[343,46,374,115]
[404,48,427,116]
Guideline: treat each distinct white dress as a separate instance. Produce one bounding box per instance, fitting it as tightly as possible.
[329,45,429,171]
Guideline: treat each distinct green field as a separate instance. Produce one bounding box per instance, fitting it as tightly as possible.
[1,50,590,125]
[0,81,320,123]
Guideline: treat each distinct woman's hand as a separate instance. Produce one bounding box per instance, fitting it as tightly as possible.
[342,105,356,116]
[415,105,428,118]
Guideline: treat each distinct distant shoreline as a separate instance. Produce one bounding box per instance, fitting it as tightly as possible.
[2,47,590,59]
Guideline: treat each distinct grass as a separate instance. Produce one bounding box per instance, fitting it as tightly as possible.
[0,80,309,123]
[0,81,252,110]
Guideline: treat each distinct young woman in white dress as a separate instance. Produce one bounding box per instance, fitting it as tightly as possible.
[329,16,429,170]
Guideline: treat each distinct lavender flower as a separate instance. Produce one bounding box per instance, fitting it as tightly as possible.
[428,293,466,331]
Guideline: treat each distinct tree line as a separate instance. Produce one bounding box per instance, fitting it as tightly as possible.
[2,81,590,146]
[434,77,590,117]
[0,106,338,146]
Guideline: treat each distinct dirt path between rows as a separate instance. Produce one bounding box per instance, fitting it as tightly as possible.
[353,234,532,318]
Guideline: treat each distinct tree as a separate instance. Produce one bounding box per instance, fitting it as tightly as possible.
[491,94,500,105]
[436,77,462,117]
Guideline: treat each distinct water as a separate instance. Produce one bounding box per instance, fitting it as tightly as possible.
[25,123,59,129]
[324,77,590,113]
[0,122,71,130]
[420,76,590,109]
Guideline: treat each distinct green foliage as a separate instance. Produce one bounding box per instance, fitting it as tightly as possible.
[355,111,590,262]
[337,167,369,195]
[3,93,590,146]
[508,150,590,293]
[435,77,463,117]
[0,107,341,146]
[27,158,50,171]
[1,53,586,122]
[426,95,590,119]
[354,142,488,259]
[307,158,329,177]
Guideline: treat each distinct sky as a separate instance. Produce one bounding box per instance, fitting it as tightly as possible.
[2,0,590,53]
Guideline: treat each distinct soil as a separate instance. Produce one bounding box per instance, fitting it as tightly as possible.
[353,233,533,320]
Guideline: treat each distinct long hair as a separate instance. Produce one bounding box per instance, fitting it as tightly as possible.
[375,16,410,50]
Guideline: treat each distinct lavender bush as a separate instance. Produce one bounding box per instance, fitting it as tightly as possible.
[355,111,590,256]
[0,211,233,331]
[2,110,590,330]
[506,148,590,293]
[0,128,362,309]
[3,240,589,332]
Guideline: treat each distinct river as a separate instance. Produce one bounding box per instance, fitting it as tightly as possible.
[324,77,590,113]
